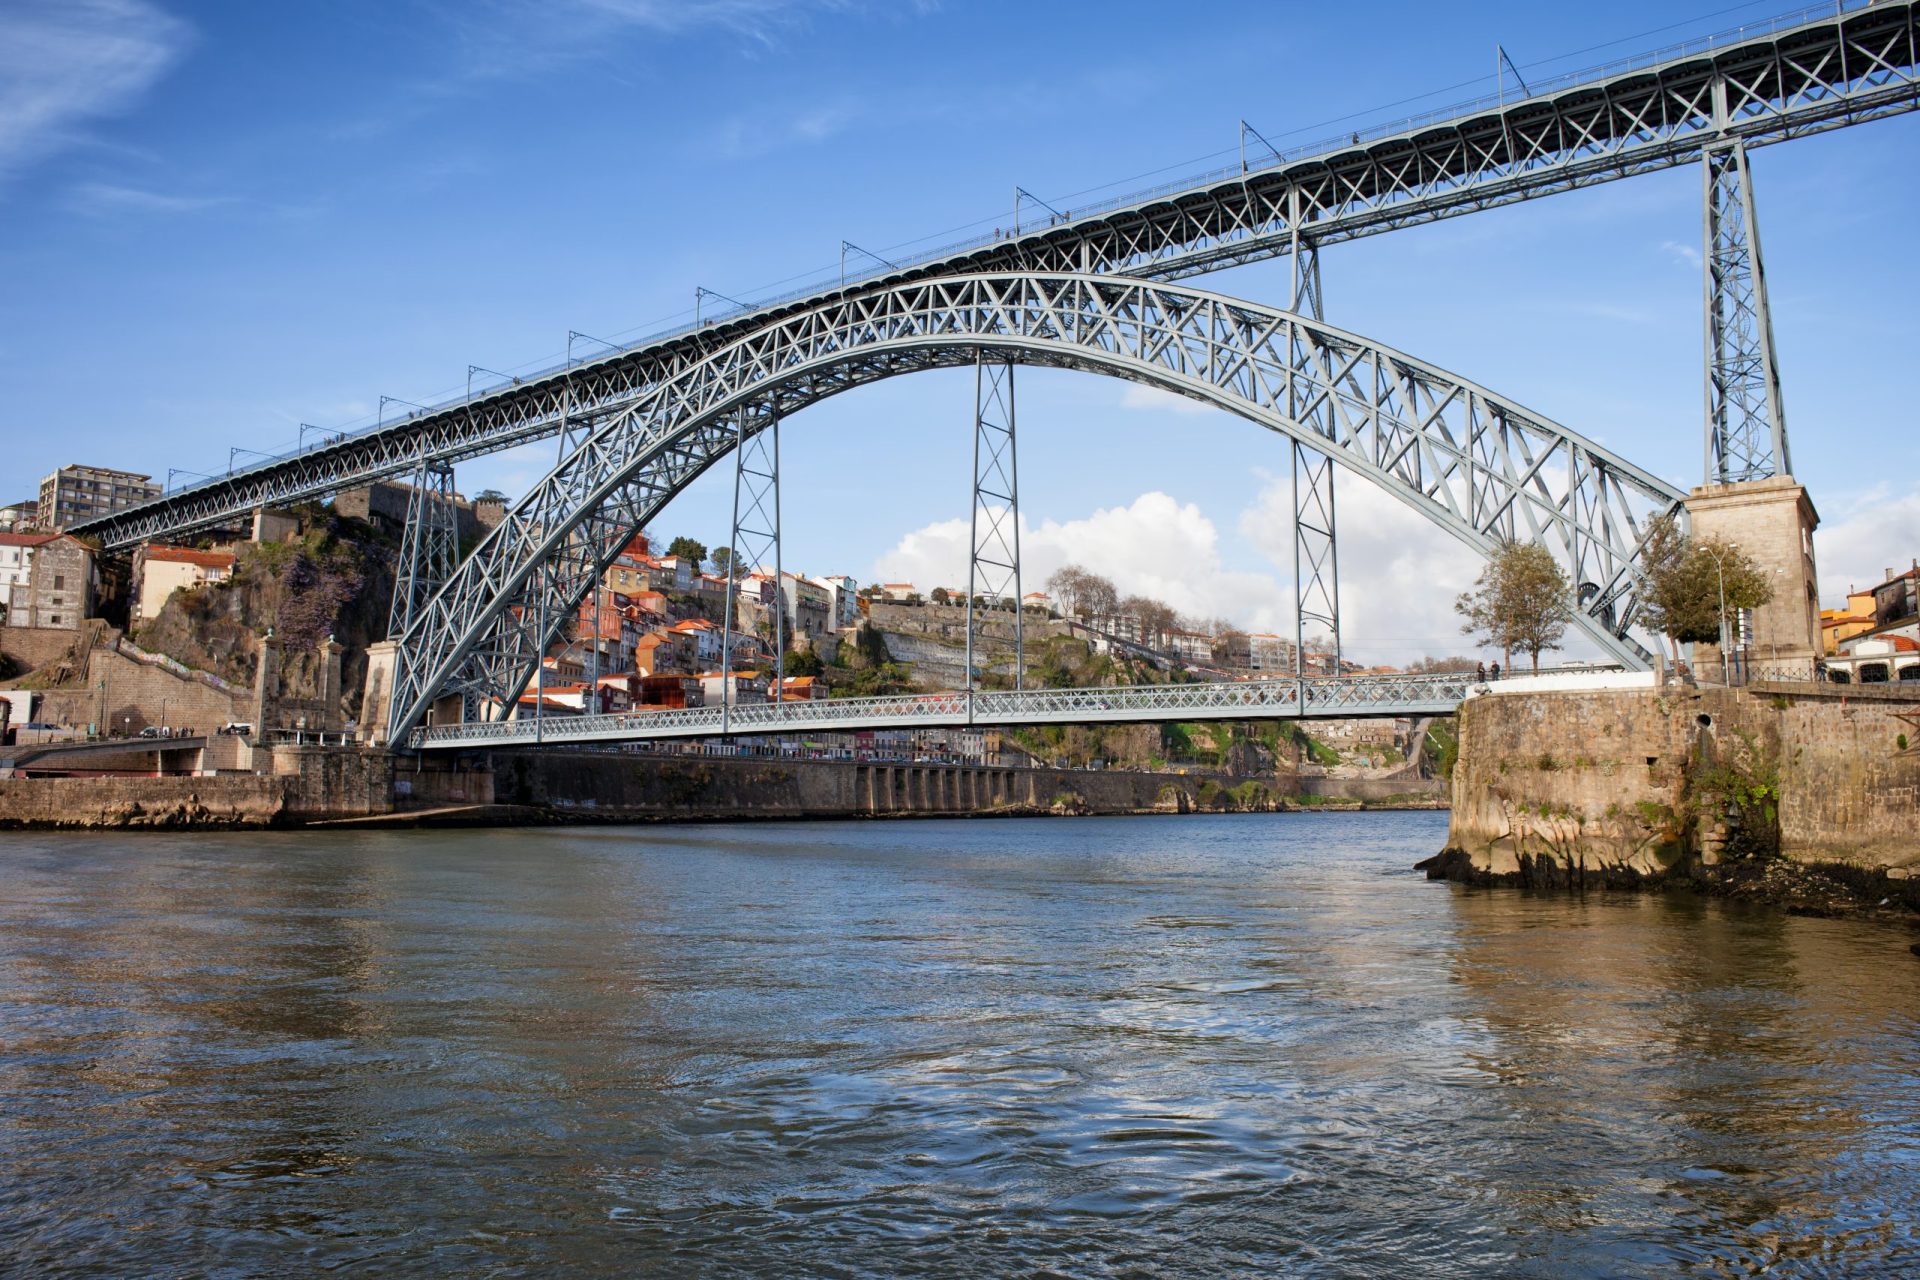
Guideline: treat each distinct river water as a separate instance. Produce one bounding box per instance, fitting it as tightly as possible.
[1,812,1916,1277]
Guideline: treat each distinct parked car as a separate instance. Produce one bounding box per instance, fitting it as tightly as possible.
[219,722,254,736]
[138,726,175,739]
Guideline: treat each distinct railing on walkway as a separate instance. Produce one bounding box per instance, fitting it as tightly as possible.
[406,670,1559,750]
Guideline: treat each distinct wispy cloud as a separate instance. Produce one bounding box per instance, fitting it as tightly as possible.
[1660,239,1702,268]
[710,97,862,157]
[0,0,190,184]
[1118,384,1215,417]
[64,181,232,216]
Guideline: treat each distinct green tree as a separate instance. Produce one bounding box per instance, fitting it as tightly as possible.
[666,536,708,567]
[1637,514,1774,657]
[930,586,951,605]
[781,647,824,677]
[710,546,734,576]
[1456,540,1574,673]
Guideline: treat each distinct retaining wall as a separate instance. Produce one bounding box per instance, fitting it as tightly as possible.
[1446,683,1920,876]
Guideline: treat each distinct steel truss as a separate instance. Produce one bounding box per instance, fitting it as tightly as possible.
[388,460,460,640]
[967,357,1022,690]
[410,670,1486,750]
[1702,140,1790,482]
[379,273,1684,741]
[1288,227,1339,675]
[721,412,783,734]
[79,2,1918,552]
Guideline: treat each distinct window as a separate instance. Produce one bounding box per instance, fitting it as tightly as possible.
[52,574,63,590]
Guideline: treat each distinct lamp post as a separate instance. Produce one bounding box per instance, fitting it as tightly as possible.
[1705,541,1739,686]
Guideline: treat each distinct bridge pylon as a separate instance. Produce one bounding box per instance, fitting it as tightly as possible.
[389,459,460,641]
[1289,215,1339,678]
[722,408,784,733]
[1702,136,1790,485]
[967,354,1023,699]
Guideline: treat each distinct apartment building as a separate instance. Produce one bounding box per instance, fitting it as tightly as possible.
[37,465,161,531]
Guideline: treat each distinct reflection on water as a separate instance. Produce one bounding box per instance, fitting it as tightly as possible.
[1,813,1915,1276]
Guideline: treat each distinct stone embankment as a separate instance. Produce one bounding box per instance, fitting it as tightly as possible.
[1426,680,1920,916]
[0,743,1437,831]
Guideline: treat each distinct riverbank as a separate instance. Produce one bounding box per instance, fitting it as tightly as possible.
[0,746,1444,831]
[1417,846,1920,924]
[1430,679,1920,924]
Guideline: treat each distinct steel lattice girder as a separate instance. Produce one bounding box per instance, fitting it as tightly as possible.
[383,273,1684,740]
[76,2,1919,552]
[408,669,1493,750]
[1703,142,1791,483]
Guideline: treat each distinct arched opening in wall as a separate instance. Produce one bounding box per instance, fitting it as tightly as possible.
[1898,664,1920,682]
[1858,662,1890,683]
[1826,669,1851,684]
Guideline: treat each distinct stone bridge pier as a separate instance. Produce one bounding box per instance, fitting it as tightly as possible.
[1683,476,1822,676]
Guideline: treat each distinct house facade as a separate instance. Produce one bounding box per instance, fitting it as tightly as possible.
[133,545,238,622]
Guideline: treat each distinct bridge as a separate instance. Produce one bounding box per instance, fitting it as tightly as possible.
[66,1,1918,750]
[412,672,1488,752]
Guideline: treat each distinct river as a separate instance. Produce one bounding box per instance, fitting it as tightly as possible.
[1,812,1915,1276]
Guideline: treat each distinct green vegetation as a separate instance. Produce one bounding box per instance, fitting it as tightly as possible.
[781,648,824,677]
[1425,719,1459,779]
[666,536,708,568]
[1687,729,1783,861]
[1455,540,1574,672]
[1636,513,1775,659]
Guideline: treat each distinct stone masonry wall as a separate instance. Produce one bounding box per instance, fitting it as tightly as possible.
[30,644,244,737]
[1447,684,1920,876]
[0,775,288,828]
[0,626,84,674]
[488,751,1284,822]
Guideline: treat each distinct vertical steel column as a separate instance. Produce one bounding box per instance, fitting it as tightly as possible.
[388,459,458,641]
[967,355,1022,700]
[1289,213,1339,677]
[722,408,783,734]
[385,458,458,740]
[1702,136,1790,484]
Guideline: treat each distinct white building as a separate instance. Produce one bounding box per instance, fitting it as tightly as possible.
[809,574,861,628]
[133,545,238,622]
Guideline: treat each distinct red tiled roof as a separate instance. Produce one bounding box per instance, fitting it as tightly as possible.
[0,532,59,548]
[144,545,237,569]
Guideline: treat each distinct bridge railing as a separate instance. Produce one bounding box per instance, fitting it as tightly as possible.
[405,669,1525,749]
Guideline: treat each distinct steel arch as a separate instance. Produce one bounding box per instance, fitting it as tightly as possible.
[384,274,1684,739]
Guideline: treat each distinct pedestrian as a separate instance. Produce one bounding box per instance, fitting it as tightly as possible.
[1489,661,1501,681]
[1475,661,1487,682]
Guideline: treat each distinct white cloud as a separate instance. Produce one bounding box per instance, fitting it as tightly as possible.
[1660,239,1702,268]
[0,0,189,182]
[1238,472,1489,663]
[1814,484,1920,604]
[871,491,1291,630]
[1118,383,1214,416]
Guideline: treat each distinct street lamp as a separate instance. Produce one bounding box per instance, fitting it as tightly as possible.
[1704,541,1740,686]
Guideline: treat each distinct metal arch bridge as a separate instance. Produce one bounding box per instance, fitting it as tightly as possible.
[380,272,1682,742]
[60,2,1920,748]
[410,672,1480,752]
[74,0,1920,551]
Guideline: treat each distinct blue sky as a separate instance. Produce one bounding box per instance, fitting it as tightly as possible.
[3,0,1916,660]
